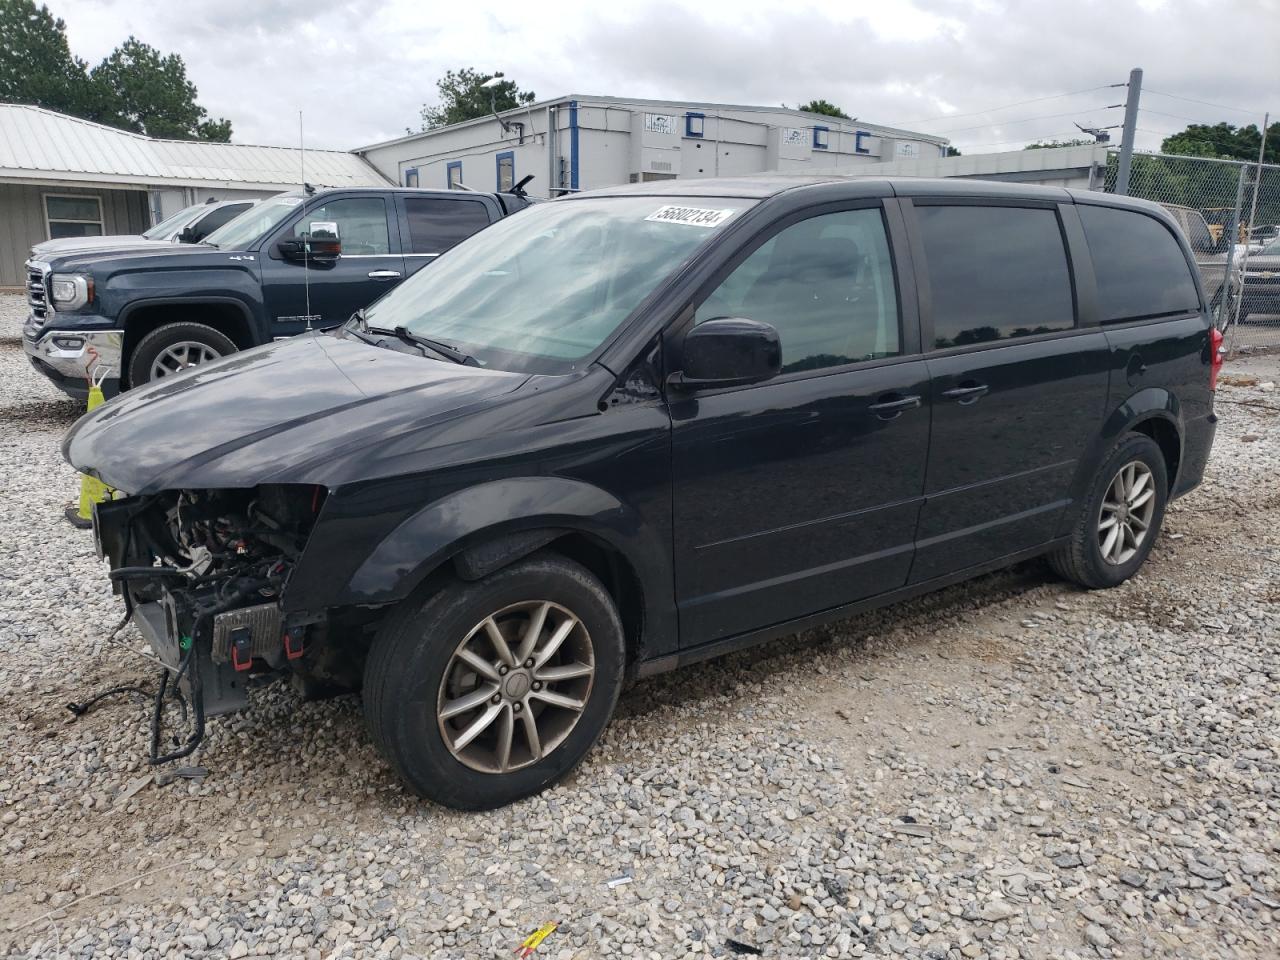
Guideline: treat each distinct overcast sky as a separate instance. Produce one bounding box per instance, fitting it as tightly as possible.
[47,0,1277,154]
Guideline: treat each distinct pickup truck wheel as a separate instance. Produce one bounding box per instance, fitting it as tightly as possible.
[363,553,624,810]
[1049,433,1168,589]
[127,322,236,388]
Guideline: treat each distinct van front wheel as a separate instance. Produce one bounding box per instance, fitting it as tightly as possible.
[1050,433,1168,589]
[363,553,625,809]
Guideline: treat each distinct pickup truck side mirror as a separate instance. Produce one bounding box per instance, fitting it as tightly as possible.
[177,226,199,243]
[276,234,342,264]
[671,317,782,390]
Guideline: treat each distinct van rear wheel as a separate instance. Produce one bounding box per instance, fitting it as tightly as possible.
[362,552,625,810]
[127,321,236,388]
[1049,433,1168,589]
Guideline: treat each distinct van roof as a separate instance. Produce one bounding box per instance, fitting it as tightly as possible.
[576,175,1169,213]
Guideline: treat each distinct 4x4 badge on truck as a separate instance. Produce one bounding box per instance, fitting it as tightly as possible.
[227,255,255,261]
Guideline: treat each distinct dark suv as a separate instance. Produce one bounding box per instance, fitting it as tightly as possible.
[66,177,1219,809]
[24,186,531,398]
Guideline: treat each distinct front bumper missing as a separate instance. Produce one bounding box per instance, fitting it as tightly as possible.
[132,599,250,718]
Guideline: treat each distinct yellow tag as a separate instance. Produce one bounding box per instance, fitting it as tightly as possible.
[520,921,558,951]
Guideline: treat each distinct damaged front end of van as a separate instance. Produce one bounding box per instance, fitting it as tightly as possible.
[93,484,338,735]
[64,330,538,762]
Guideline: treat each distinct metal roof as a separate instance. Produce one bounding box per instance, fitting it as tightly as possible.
[354,94,951,153]
[0,104,389,190]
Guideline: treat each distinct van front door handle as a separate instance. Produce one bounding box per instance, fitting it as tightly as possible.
[942,383,989,403]
[868,394,922,419]
[367,270,403,280]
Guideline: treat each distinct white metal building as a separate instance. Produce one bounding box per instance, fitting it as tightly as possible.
[816,143,1112,190]
[0,104,388,287]
[354,95,952,199]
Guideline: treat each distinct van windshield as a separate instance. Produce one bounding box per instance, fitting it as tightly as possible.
[360,195,755,374]
[203,194,304,250]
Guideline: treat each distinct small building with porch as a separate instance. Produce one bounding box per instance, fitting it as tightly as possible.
[0,104,388,288]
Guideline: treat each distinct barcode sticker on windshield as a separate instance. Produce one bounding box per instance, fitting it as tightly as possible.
[645,205,737,228]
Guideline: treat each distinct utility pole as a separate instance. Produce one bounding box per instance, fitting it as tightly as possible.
[1114,67,1143,196]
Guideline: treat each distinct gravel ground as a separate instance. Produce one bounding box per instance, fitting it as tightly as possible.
[0,292,1277,960]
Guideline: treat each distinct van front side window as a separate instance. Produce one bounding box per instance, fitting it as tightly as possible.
[694,208,901,373]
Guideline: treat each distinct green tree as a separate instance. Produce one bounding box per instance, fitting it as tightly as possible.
[945,146,962,157]
[420,68,535,130]
[1162,121,1279,165]
[796,99,850,120]
[89,37,231,141]
[0,4,231,142]
[1024,138,1095,150]
[0,0,94,116]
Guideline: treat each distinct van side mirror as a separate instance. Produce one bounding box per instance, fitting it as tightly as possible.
[672,317,782,390]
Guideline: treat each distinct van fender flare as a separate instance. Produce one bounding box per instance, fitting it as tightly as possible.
[1058,387,1183,535]
[337,476,668,613]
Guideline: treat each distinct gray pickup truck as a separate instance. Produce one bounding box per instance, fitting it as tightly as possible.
[25,184,533,398]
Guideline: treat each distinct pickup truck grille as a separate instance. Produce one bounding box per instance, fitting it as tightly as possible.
[26,262,49,321]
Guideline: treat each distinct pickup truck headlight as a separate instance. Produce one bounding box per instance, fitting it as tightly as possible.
[49,273,93,311]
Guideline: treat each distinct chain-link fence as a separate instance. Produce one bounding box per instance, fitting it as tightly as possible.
[1103,151,1280,354]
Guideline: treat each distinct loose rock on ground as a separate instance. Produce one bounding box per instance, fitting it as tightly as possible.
[1,294,1277,959]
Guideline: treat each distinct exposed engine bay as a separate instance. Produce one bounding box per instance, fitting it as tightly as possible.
[93,484,352,762]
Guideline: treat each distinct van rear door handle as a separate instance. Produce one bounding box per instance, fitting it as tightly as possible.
[942,383,989,403]
[367,270,402,280]
[868,394,922,418]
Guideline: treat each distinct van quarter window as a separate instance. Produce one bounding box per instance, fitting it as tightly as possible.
[1079,205,1202,322]
[917,204,1074,349]
[694,208,900,373]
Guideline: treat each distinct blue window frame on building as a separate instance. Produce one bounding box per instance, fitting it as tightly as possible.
[404,167,419,188]
[855,131,871,155]
[685,112,705,138]
[496,151,515,191]
[447,160,463,189]
[813,125,829,150]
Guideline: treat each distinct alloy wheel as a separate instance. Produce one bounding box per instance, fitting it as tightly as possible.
[150,341,222,379]
[437,600,595,774]
[1098,460,1156,565]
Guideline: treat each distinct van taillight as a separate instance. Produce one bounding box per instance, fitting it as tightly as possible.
[1209,327,1224,391]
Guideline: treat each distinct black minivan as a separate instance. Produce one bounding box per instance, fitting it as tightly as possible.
[66,177,1220,809]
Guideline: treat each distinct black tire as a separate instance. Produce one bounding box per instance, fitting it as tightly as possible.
[126,321,237,388]
[1049,432,1168,589]
[363,552,625,810]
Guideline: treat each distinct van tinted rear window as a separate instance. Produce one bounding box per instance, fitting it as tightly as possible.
[1079,205,1201,322]
[917,204,1075,349]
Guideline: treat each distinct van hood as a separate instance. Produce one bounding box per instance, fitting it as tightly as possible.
[63,332,530,494]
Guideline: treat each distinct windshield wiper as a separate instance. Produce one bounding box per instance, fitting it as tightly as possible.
[366,323,478,366]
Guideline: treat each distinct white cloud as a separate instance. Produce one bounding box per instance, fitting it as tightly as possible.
[44,0,1278,154]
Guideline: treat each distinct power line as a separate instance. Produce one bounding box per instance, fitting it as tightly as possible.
[889,85,1120,127]
[1143,88,1266,118]
[1141,107,1223,125]
[933,106,1120,136]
